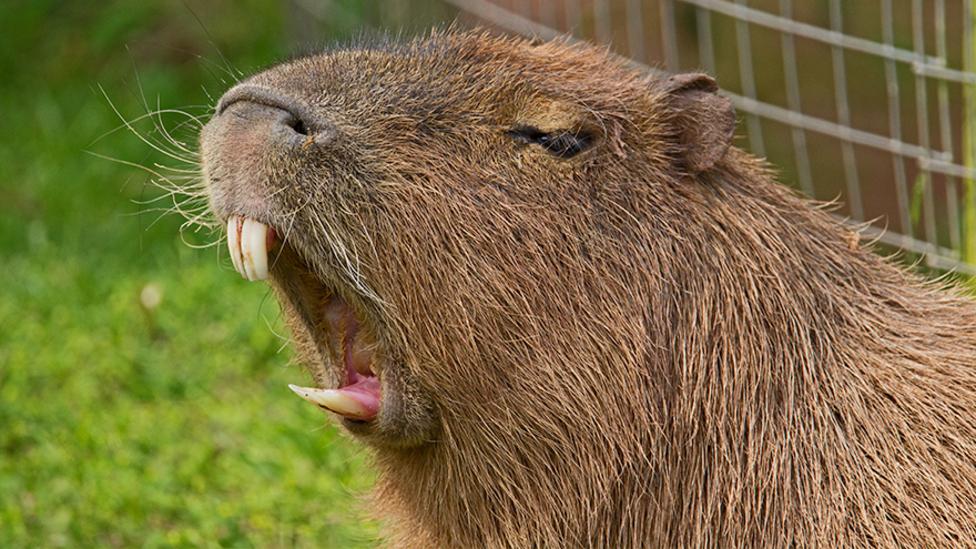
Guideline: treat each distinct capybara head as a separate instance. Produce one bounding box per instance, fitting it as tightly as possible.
[202,29,734,448]
[200,29,976,548]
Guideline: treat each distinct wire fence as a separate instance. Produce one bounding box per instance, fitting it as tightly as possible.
[291,0,976,275]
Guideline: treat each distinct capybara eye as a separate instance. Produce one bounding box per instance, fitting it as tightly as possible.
[506,125,593,158]
[537,131,593,158]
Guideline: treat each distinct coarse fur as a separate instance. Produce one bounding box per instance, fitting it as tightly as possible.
[200,29,976,547]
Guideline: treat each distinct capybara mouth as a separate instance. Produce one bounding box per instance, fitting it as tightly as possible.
[288,295,383,421]
[225,214,383,423]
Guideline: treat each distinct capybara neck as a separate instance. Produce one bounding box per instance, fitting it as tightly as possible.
[371,147,976,547]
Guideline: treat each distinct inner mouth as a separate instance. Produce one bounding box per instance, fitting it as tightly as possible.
[291,295,383,421]
[226,215,383,422]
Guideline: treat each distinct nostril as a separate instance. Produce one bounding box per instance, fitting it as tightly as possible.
[218,85,336,146]
[288,117,308,136]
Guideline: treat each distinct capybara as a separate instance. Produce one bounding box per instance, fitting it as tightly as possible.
[200,29,976,548]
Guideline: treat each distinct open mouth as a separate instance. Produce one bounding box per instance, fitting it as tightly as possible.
[288,296,382,421]
[226,214,383,422]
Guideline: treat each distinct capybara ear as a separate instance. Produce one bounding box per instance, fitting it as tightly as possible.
[663,72,736,174]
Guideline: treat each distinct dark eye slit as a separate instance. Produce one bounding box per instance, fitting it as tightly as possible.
[505,125,593,158]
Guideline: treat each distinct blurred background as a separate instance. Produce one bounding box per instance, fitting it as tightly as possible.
[1,1,974,547]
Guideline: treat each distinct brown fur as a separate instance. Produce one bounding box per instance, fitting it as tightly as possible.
[200,29,976,547]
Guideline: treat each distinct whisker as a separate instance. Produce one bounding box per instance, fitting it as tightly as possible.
[88,107,208,148]
[154,96,199,157]
[98,85,198,165]
[181,0,243,83]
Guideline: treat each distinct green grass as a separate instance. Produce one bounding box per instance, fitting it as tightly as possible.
[0,1,377,546]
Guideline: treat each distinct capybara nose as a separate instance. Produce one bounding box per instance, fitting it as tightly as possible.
[215,84,336,147]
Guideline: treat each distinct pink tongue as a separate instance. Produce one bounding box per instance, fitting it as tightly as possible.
[339,374,381,420]
[322,296,381,420]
